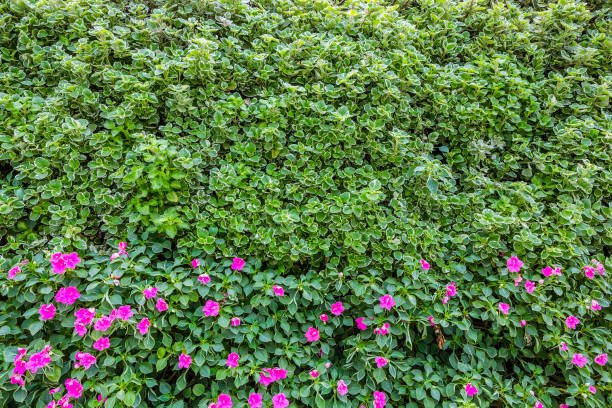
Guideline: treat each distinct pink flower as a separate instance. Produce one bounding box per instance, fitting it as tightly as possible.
[320,314,328,322]
[572,353,588,367]
[65,378,83,398]
[143,287,159,299]
[583,266,596,279]
[272,285,284,296]
[337,380,348,396]
[217,394,232,408]
[203,300,220,316]
[355,317,367,330]
[93,337,110,351]
[137,318,150,335]
[514,274,523,286]
[591,300,601,311]
[248,393,262,408]
[226,353,240,367]
[259,368,287,386]
[192,258,200,269]
[560,342,568,351]
[588,385,596,394]
[560,405,569,408]
[446,282,457,297]
[50,387,60,395]
[525,280,535,293]
[565,315,580,329]
[375,356,388,368]
[305,327,320,342]
[198,274,211,285]
[25,346,52,373]
[178,353,191,369]
[156,298,168,312]
[379,295,395,310]
[8,266,21,279]
[97,394,107,404]
[74,322,87,337]
[465,383,478,397]
[520,320,527,327]
[63,252,81,269]
[74,352,96,369]
[74,308,95,325]
[55,286,81,304]
[117,305,133,321]
[50,252,66,274]
[498,303,510,315]
[553,267,562,276]
[594,260,604,275]
[541,267,553,277]
[373,391,387,408]
[272,393,289,408]
[309,370,319,378]
[331,301,344,315]
[94,316,113,332]
[534,402,543,408]
[325,362,331,368]
[10,374,24,386]
[374,322,390,335]
[507,256,523,273]
[594,353,607,366]
[118,242,127,251]
[420,259,430,270]
[231,257,245,271]
[428,316,435,326]
[231,317,240,326]
[39,304,56,320]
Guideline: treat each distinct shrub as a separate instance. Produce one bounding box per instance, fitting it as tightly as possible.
[0,0,610,273]
[1,242,610,407]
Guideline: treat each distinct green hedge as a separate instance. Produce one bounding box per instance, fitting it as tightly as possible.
[1,0,610,272]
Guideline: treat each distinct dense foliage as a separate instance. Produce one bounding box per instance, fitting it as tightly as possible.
[0,0,611,407]
[1,244,610,408]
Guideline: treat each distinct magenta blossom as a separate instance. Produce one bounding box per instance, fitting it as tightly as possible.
[25,346,52,373]
[374,322,390,335]
[74,322,87,337]
[137,318,150,335]
[373,391,387,408]
[534,402,543,408]
[465,383,478,396]
[226,353,240,368]
[525,280,535,293]
[74,352,96,370]
[541,267,553,277]
[143,287,159,299]
[588,385,596,394]
[582,266,596,279]
[428,316,435,326]
[198,274,211,285]
[337,380,348,396]
[192,258,200,269]
[594,353,607,366]
[593,259,604,275]
[420,259,430,270]
[231,317,240,326]
[498,303,510,315]
[248,393,262,408]
[49,387,60,395]
[520,320,527,327]
[178,353,191,369]
[507,256,523,273]
[203,300,220,316]
[272,393,289,408]
[514,274,522,286]
[565,315,580,329]
[231,257,245,271]
[93,337,110,351]
[55,286,81,305]
[156,298,168,312]
[259,368,287,386]
[272,285,284,296]
[94,316,113,332]
[117,305,133,321]
[309,370,319,378]
[572,353,588,367]
[379,294,395,310]
[375,356,388,368]
[355,317,367,330]
[305,327,320,342]
[591,300,601,311]
[217,394,232,408]
[74,308,95,325]
[320,314,328,322]
[39,304,56,320]
[8,266,21,279]
[65,378,83,398]
[560,342,568,351]
[331,301,344,315]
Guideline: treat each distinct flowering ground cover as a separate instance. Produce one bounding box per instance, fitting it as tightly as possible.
[1,0,611,407]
